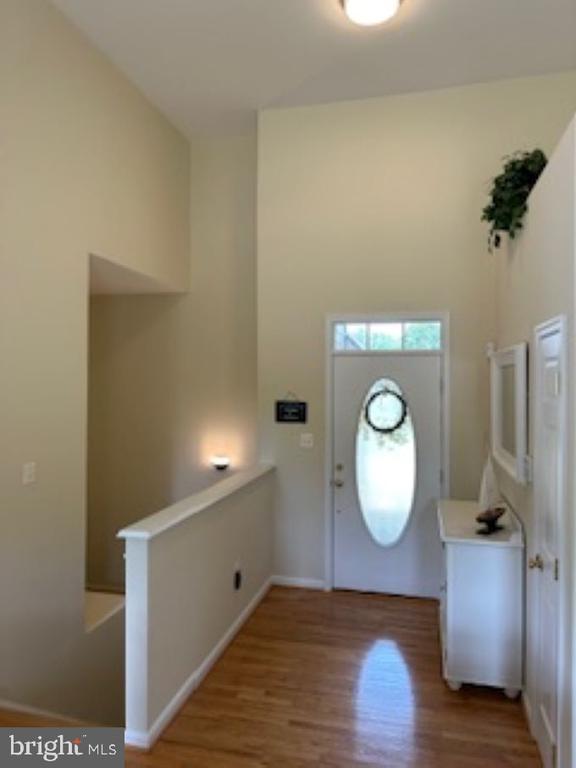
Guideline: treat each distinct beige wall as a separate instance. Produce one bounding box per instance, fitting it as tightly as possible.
[88,134,258,588]
[257,72,576,583]
[0,0,189,722]
[494,119,575,768]
[495,121,575,518]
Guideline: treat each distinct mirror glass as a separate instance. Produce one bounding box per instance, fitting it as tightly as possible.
[491,343,527,484]
[501,364,516,455]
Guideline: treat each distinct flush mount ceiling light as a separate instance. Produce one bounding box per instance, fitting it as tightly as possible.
[341,0,401,26]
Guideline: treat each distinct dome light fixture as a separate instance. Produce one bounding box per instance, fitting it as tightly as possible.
[341,0,401,26]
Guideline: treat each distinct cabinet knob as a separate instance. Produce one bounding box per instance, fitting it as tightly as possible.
[331,478,344,488]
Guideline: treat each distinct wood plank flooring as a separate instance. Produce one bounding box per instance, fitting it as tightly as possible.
[129,587,540,767]
[0,587,540,767]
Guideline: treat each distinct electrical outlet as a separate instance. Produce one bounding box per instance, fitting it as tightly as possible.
[300,433,314,449]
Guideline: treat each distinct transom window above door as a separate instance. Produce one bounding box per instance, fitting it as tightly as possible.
[334,321,442,352]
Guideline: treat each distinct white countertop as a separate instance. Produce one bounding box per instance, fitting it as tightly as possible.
[438,499,524,548]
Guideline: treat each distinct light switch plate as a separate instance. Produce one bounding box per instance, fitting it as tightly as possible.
[22,462,37,485]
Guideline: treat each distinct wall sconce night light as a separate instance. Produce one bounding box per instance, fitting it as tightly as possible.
[211,455,231,471]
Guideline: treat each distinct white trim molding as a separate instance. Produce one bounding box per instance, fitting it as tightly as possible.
[522,690,535,736]
[490,343,528,485]
[271,575,326,590]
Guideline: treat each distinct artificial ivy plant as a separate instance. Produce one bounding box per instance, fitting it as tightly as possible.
[482,149,547,251]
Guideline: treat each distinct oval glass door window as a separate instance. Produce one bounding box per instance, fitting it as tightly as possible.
[356,378,416,547]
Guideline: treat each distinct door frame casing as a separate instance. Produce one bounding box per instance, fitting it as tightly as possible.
[527,315,569,768]
[324,311,451,591]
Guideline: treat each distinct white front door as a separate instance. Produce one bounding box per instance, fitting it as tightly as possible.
[531,318,565,768]
[333,352,443,596]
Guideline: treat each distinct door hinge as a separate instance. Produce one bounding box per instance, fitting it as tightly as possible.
[440,468,445,485]
[440,378,444,395]
[552,743,557,768]
[554,558,560,582]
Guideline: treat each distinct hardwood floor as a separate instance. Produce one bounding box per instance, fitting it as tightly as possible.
[129,587,540,767]
[0,587,540,767]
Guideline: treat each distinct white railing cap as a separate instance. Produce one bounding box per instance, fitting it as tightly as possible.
[117,463,275,542]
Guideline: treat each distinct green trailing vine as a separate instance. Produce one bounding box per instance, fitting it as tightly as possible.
[482,149,547,251]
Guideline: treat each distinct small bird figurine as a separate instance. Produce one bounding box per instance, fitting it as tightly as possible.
[476,506,506,535]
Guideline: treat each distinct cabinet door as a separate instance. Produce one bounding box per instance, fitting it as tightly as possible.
[448,545,521,688]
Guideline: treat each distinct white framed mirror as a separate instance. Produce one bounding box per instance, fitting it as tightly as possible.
[490,343,528,484]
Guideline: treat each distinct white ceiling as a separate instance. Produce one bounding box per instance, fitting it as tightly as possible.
[52,0,576,137]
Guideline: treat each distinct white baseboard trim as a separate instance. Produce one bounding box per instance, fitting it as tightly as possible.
[0,698,84,725]
[125,576,273,750]
[522,690,535,734]
[271,575,326,590]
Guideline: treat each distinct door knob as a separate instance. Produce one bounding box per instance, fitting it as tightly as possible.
[528,554,544,571]
[331,478,344,488]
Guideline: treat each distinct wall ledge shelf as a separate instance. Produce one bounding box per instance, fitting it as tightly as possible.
[84,591,125,633]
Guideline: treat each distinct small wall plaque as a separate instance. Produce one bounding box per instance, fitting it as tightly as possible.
[275,401,307,424]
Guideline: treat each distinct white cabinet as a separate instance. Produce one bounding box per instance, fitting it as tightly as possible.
[438,499,524,697]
